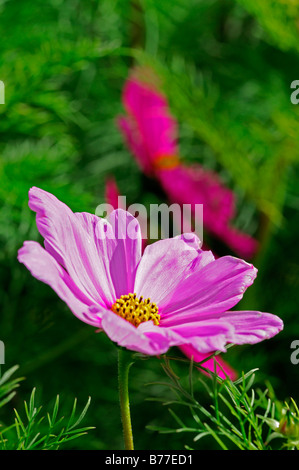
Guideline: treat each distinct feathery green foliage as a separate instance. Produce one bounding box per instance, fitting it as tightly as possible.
[0,367,94,450]
[147,356,299,450]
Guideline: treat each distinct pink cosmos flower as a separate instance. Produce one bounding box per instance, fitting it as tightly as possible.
[18,187,283,357]
[105,177,239,378]
[118,69,258,260]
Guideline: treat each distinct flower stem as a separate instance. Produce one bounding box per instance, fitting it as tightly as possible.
[118,347,134,450]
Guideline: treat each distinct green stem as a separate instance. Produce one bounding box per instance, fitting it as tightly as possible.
[118,347,134,450]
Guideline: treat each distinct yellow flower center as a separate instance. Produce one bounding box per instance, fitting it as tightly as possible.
[111,293,160,327]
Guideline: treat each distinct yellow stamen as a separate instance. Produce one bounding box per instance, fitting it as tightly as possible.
[111,293,160,327]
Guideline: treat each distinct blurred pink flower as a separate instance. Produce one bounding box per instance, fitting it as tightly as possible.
[118,72,178,176]
[158,165,258,260]
[19,188,283,358]
[118,69,258,260]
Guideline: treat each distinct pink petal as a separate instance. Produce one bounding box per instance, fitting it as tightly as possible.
[134,237,202,306]
[179,344,237,380]
[123,77,168,121]
[164,320,234,353]
[17,241,103,327]
[120,75,178,174]
[142,112,178,161]
[173,233,203,250]
[218,310,284,345]
[138,319,234,354]
[158,165,258,259]
[101,311,171,355]
[28,188,143,307]
[173,235,216,270]
[158,165,236,232]
[105,177,125,211]
[107,209,142,298]
[220,227,259,260]
[135,307,283,356]
[117,115,152,174]
[28,187,117,305]
[160,256,257,325]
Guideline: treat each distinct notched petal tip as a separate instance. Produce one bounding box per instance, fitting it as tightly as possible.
[17,240,38,263]
[176,232,203,250]
[28,186,48,205]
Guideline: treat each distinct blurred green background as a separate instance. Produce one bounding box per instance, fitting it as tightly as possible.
[0,0,299,450]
